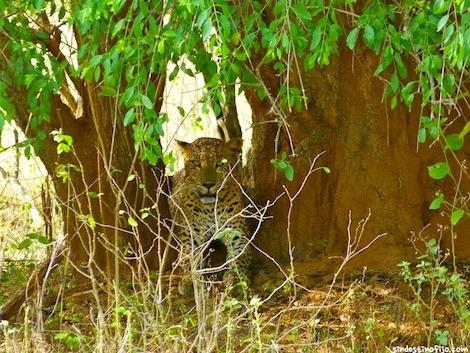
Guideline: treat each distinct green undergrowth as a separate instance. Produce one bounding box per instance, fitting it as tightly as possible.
[0,248,469,353]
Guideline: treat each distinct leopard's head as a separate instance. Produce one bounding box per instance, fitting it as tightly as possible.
[176,137,243,204]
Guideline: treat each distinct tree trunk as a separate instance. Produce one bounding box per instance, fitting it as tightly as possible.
[245,47,470,271]
[0,31,170,275]
[14,89,170,273]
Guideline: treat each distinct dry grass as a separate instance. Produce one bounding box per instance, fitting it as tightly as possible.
[0,262,469,353]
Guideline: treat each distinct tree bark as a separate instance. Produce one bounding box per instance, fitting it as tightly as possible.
[0,32,171,276]
[244,47,470,271]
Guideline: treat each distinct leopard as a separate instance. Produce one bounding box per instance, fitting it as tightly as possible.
[169,137,251,296]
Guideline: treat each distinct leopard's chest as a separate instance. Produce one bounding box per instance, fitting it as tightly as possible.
[186,200,241,227]
[179,194,243,240]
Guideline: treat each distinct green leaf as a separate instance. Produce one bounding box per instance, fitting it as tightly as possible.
[141,95,153,109]
[87,191,103,198]
[464,29,470,56]
[418,128,427,143]
[34,0,45,10]
[87,215,96,229]
[450,209,464,225]
[54,332,69,340]
[285,164,294,181]
[196,9,210,28]
[390,95,397,109]
[310,27,322,51]
[62,135,73,145]
[437,15,449,32]
[22,233,49,245]
[177,106,185,117]
[433,0,450,14]
[390,71,399,93]
[145,148,158,166]
[281,33,289,49]
[100,86,117,96]
[402,81,416,109]
[427,239,439,255]
[121,86,135,105]
[58,5,66,20]
[373,63,385,77]
[434,330,449,346]
[294,3,311,20]
[57,143,71,154]
[363,25,375,47]
[273,0,285,15]
[157,40,165,54]
[394,54,408,79]
[202,20,212,41]
[94,66,101,81]
[33,235,50,245]
[429,194,444,210]
[443,74,455,95]
[127,174,136,181]
[443,24,454,43]
[17,238,32,250]
[128,217,138,227]
[346,28,359,50]
[429,126,439,139]
[323,167,331,173]
[112,19,126,37]
[427,162,451,180]
[444,134,464,151]
[0,96,16,121]
[123,109,135,127]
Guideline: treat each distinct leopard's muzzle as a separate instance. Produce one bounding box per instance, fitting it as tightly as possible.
[196,182,218,204]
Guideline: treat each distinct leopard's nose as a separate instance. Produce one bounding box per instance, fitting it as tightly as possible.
[203,181,215,189]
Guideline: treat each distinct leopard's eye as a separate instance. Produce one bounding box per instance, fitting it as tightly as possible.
[192,160,200,166]
[217,158,228,167]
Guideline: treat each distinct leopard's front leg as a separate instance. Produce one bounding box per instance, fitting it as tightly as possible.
[221,227,251,290]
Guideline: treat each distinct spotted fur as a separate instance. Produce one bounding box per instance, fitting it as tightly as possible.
[170,137,251,295]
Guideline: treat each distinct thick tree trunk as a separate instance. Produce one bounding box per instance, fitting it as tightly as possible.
[10,87,170,274]
[1,27,170,274]
[245,47,470,271]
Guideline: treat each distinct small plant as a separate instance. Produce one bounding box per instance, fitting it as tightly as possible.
[54,331,86,349]
[398,238,470,345]
[51,130,74,155]
[434,329,449,346]
[271,152,295,181]
[223,297,242,353]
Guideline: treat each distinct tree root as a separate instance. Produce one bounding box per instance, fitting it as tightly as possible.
[0,244,65,322]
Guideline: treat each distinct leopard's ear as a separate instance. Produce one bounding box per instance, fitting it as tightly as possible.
[223,138,243,159]
[176,140,191,159]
